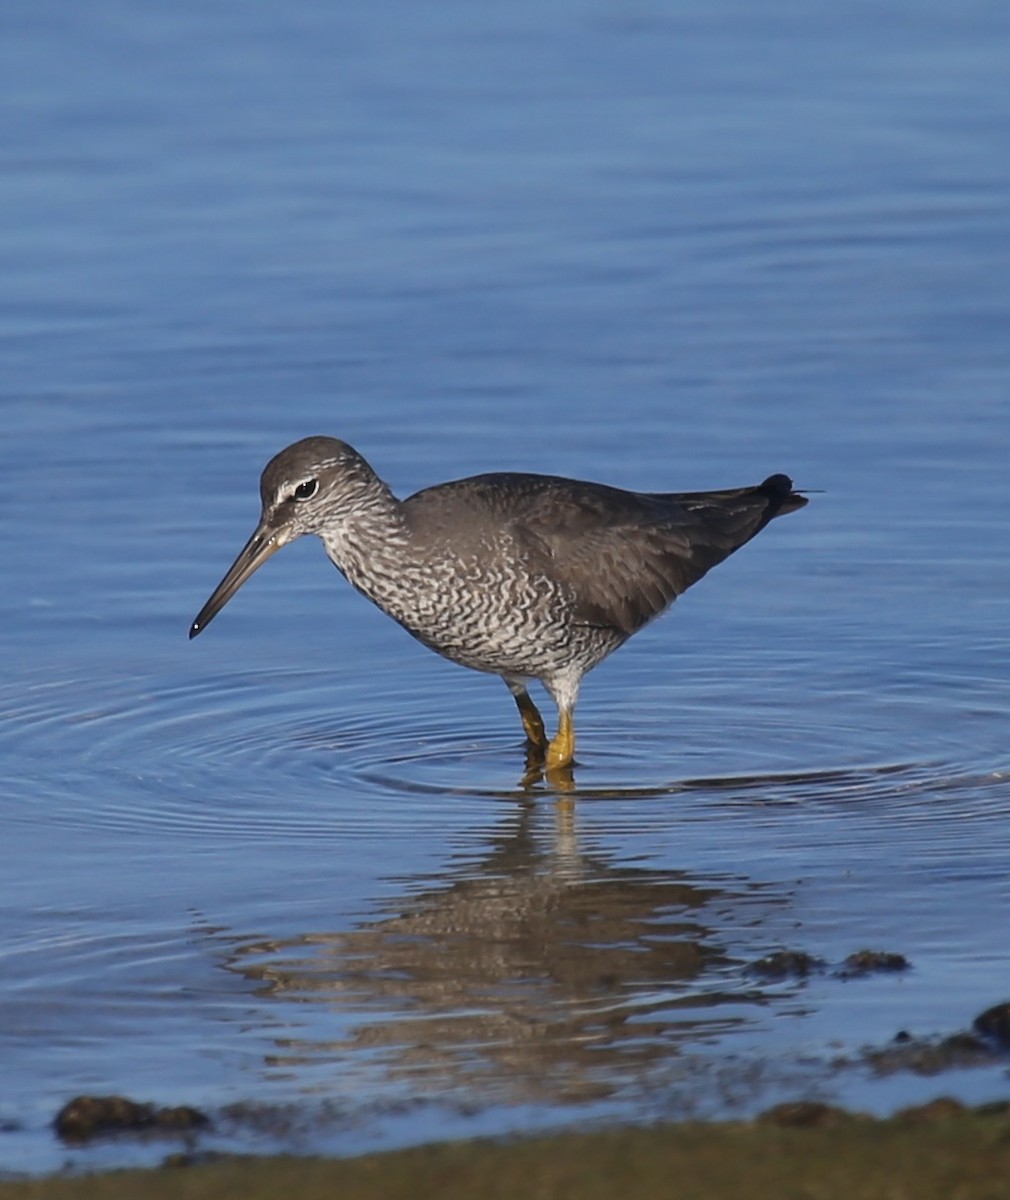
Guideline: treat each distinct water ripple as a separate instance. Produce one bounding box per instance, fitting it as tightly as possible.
[2,667,1007,861]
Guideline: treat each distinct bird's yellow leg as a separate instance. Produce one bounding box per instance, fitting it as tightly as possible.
[546,708,575,770]
[511,687,548,750]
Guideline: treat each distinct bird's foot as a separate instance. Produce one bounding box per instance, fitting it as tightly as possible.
[546,711,575,771]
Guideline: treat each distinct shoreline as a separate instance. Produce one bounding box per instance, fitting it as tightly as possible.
[3,1098,1009,1200]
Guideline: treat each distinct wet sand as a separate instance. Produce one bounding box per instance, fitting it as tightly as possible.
[4,1100,1009,1200]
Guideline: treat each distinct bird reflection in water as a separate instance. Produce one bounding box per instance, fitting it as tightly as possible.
[215,802,793,1106]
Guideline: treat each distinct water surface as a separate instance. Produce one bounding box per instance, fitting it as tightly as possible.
[3,0,1010,1176]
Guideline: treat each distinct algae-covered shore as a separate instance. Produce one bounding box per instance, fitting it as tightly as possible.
[4,1101,1010,1200]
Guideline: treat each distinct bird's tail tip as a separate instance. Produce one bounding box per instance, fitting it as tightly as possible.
[759,473,811,514]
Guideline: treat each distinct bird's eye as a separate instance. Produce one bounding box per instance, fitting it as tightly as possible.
[292,478,319,502]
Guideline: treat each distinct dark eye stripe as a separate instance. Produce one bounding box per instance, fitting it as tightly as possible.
[293,479,319,501]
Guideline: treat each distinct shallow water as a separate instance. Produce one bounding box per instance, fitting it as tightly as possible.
[3,0,1010,1176]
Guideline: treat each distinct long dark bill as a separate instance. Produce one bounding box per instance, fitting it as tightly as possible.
[189,522,288,639]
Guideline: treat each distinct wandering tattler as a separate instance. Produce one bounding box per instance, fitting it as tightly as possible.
[190,438,807,769]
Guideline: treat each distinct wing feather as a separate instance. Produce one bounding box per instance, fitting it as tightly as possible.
[516,476,804,636]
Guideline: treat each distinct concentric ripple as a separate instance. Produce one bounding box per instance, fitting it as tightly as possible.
[0,666,474,842]
[2,662,1007,855]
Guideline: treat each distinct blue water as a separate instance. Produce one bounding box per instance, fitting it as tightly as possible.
[3,0,1010,1176]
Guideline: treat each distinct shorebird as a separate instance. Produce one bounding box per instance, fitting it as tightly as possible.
[190,438,807,770]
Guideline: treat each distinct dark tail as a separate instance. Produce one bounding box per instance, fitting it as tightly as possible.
[758,473,809,520]
[715,473,808,547]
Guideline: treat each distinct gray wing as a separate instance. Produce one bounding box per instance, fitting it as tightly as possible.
[516,475,805,636]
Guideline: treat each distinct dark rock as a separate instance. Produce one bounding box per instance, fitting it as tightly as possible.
[837,950,910,978]
[973,1002,1010,1048]
[54,1095,208,1142]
